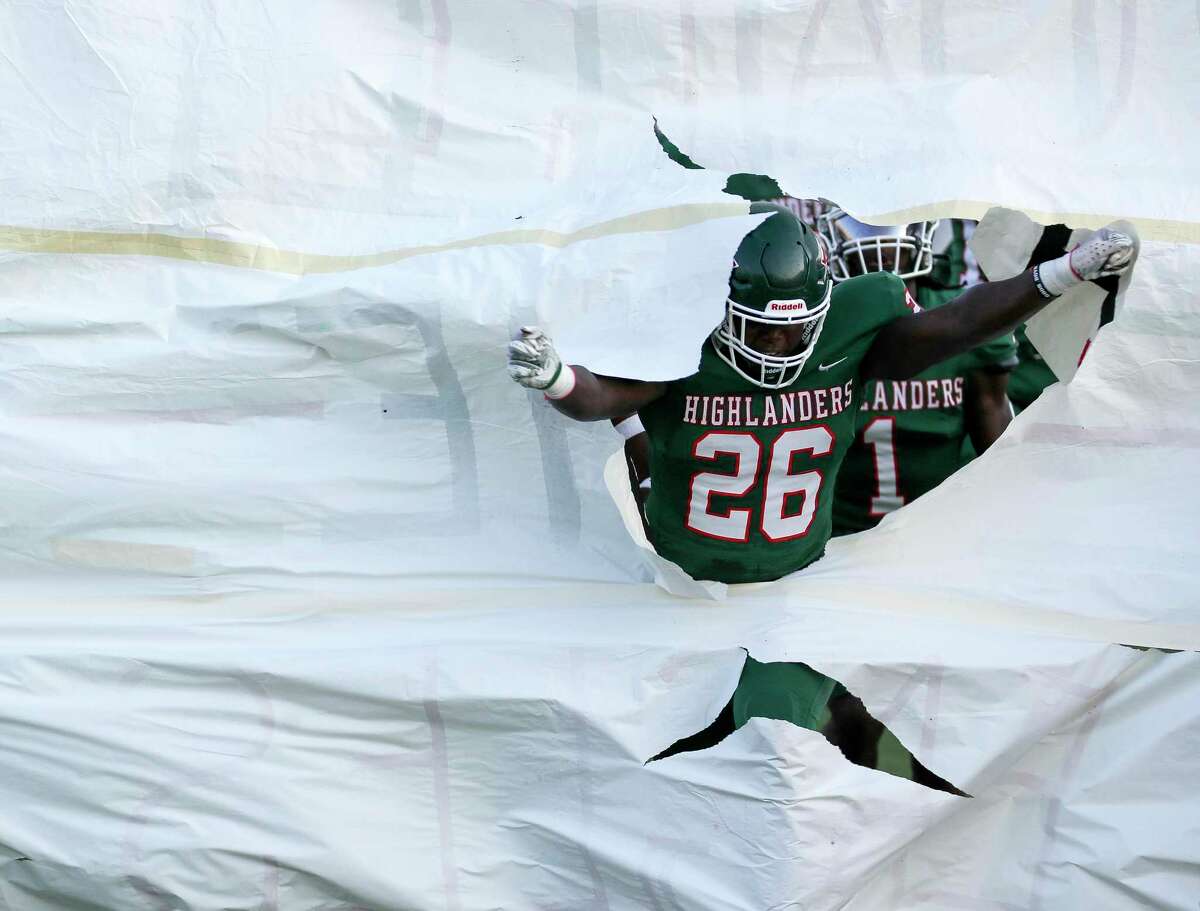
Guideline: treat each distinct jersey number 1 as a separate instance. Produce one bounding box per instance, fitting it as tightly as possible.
[686,427,834,542]
[864,416,905,516]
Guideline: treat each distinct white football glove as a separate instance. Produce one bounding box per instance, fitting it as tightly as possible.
[1034,226,1135,298]
[507,326,576,399]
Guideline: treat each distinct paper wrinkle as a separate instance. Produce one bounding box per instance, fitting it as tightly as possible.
[0,1,1198,909]
[61,4,132,98]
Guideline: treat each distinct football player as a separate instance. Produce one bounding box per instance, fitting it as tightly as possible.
[508,211,1134,751]
[607,195,826,530]
[816,212,1016,784]
[822,213,1016,535]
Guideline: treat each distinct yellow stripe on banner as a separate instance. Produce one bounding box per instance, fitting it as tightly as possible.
[0,202,752,276]
[857,201,1200,245]
[4,200,1196,276]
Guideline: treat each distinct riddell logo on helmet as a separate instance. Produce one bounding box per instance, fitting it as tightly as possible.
[766,300,809,313]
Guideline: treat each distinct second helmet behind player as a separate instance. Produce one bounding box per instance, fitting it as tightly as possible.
[817,207,939,283]
[712,212,833,390]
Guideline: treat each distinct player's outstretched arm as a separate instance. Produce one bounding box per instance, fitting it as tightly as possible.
[507,327,667,421]
[861,227,1135,380]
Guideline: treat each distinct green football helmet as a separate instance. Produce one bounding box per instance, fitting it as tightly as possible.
[712,211,833,389]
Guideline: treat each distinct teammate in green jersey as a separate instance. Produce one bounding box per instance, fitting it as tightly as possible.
[814,212,1016,783]
[822,214,1017,536]
[508,210,1135,755]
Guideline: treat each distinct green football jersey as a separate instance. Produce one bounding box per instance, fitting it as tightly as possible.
[1008,324,1057,413]
[639,271,916,584]
[831,272,1017,536]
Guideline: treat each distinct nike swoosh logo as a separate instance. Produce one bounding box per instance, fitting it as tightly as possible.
[818,357,848,371]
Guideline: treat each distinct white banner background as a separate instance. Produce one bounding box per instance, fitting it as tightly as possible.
[0,2,1197,908]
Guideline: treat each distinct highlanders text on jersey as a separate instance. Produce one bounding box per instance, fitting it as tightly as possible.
[640,272,914,583]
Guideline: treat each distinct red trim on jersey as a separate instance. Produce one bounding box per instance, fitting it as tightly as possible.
[904,287,921,314]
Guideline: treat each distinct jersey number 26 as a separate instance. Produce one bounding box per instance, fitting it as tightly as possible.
[686,427,834,542]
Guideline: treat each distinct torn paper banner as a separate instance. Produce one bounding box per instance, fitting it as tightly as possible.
[0,1,1198,910]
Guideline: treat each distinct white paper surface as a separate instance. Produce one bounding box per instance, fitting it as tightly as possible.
[0,2,1197,909]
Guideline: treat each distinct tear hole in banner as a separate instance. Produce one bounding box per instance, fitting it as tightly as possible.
[646,649,968,797]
